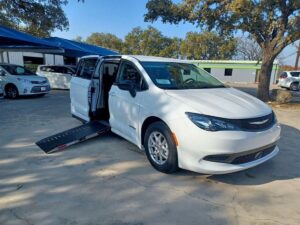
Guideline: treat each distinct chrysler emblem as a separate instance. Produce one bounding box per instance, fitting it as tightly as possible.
[254,151,263,160]
[249,119,269,125]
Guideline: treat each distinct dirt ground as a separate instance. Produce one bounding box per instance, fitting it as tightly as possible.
[0,90,300,225]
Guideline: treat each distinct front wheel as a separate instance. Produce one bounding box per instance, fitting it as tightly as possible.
[144,121,179,173]
[290,83,299,91]
[5,85,19,99]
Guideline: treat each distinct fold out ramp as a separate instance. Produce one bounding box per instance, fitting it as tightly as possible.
[36,121,110,154]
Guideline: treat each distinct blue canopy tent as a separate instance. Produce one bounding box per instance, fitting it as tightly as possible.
[0,25,118,57]
[45,37,118,57]
[0,25,64,54]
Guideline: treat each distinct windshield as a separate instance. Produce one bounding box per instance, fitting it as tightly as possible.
[1,65,35,76]
[141,62,225,89]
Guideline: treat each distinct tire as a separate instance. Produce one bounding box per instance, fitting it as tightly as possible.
[290,83,299,91]
[144,121,179,173]
[5,85,19,99]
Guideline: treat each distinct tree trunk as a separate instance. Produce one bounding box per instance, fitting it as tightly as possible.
[257,56,275,102]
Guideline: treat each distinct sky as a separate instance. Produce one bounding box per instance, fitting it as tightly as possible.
[52,0,298,66]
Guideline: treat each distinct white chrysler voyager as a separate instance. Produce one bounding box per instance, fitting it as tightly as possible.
[70,55,281,174]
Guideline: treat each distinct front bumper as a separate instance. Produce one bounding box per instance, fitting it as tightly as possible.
[168,117,281,174]
[19,84,50,95]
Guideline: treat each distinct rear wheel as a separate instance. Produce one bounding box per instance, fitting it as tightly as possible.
[290,83,299,91]
[5,85,19,99]
[144,121,178,173]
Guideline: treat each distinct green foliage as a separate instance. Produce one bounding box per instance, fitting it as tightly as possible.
[86,32,123,52]
[145,0,300,100]
[123,26,174,56]
[0,0,82,37]
[180,31,236,60]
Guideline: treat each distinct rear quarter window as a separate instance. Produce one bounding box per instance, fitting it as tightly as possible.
[290,72,300,77]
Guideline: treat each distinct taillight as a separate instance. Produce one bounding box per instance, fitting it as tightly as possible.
[280,74,287,79]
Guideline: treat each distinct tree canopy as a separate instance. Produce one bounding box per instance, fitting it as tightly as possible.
[86,32,123,52]
[83,26,236,59]
[180,31,236,60]
[145,0,300,101]
[0,0,81,37]
[123,26,172,56]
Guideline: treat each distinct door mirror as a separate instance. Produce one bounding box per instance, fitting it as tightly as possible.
[118,81,136,97]
[0,70,6,76]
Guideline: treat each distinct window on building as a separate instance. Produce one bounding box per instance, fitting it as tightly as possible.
[64,56,77,65]
[204,68,211,73]
[224,68,233,76]
[23,56,44,72]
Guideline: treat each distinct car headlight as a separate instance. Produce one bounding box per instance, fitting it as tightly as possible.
[186,112,240,131]
[17,78,31,84]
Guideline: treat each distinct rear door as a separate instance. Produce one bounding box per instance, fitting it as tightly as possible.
[70,57,98,122]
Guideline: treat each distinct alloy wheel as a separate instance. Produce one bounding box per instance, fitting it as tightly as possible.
[7,87,17,98]
[147,131,169,165]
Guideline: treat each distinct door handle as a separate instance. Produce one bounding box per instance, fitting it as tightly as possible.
[110,92,116,96]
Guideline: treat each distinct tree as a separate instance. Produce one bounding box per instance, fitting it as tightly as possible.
[73,36,84,43]
[235,38,262,61]
[145,0,300,101]
[180,31,236,60]
[86,32,123,52]
[123,26,172,56]
[159,37,182,58]
[0,0,81,37]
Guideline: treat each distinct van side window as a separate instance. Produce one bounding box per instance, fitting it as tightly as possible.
[76,58,98,79]
[118,62,145,91]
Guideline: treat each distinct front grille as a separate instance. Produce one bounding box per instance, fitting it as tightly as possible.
[31,80,47,84]
[236,112,276,131]
[203,143,276,165]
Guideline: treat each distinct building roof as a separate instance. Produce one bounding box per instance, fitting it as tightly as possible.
[190,59,279,70]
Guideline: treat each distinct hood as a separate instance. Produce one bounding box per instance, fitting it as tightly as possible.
[14,75,48,82]
[165,87,271,119]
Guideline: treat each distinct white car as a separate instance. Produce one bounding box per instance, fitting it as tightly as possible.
[277,71,300,91]
[0,64,50,99]
[70,55,281,174]
[36,65,76,89]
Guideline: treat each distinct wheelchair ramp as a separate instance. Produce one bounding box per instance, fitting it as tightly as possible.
[36,121,110,154]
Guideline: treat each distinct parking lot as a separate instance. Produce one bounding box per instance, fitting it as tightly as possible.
[0,90,300,225]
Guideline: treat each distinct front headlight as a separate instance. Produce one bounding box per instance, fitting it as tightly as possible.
[17,78,31,84]
[186,112,240,131]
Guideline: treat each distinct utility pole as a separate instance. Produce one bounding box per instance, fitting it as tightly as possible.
[295,42,300,70]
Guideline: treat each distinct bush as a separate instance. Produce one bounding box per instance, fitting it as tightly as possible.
[271,89,293,104]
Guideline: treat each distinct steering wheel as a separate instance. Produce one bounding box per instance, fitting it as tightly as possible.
[184,78,196,84]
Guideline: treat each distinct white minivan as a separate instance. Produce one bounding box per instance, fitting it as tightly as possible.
[37,65,76,89]
[0,63,50,99]
[70,55,281,174]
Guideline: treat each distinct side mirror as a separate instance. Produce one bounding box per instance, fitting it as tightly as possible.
[0,70,6,76]
[118,81,136,97]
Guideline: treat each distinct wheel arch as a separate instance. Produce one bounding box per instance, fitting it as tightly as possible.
[4,83,19,95]
[141,116,168,147]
